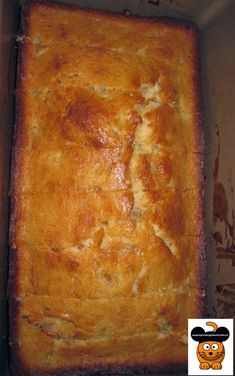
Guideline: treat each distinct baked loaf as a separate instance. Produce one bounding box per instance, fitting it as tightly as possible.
[9,0,205,374]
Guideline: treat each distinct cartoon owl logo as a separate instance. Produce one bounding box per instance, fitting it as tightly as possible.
[191,321,230,370]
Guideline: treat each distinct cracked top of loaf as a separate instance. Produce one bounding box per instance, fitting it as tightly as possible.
[9,0,205,374]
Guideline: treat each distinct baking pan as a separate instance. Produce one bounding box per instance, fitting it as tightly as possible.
[1,0,235,374]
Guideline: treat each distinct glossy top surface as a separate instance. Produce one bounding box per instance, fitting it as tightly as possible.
[10,1,205,374]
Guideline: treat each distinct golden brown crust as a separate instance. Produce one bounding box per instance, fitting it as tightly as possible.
[9,0,205,375]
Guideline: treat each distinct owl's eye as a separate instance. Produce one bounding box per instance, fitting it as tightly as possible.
[212,343,219,350]
[203,343,210,350]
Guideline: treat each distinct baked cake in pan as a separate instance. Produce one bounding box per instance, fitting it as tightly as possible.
[9,0,205,374]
